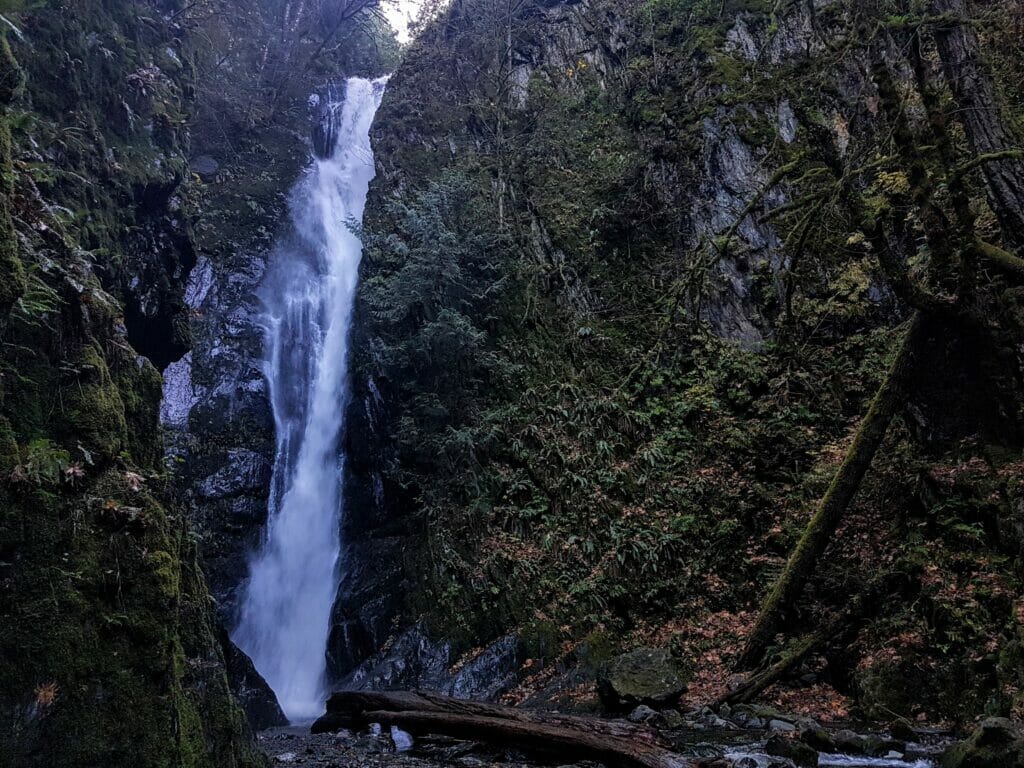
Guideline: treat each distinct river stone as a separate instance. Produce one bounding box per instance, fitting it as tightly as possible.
[834,729,867,754]
[596,647,689,711]
[189,154,219,178]
[941,717,1024,768]
[864,736,905,757]
[801,726,836,753]
[628,704,657,723]
[766,734,819,767]
[654,708,685,729]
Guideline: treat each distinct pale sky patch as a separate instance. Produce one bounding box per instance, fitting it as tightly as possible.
[381,0,423,44]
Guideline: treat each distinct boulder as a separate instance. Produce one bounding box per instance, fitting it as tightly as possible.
[800,726,836,753]
[597,647,689,711]
[628,705,658,723]
[864,736,905,757]
[941,718,1024,768]
[189,154,220,179]
[653,709,685,729]
[766,733,819,767]
[834,729,867,754]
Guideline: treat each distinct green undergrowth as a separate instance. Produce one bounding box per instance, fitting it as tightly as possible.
[357,0,1024,722]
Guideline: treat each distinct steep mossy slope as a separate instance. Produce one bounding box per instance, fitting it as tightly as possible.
[352,0,1024,721]
[0,2,262,765]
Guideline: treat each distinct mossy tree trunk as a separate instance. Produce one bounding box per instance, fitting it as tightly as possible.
[737,313,929,669]
[738,2,1024,671]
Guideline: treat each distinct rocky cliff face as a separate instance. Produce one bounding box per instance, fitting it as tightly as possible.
[0,2,263,764]
[162,0,396,622]
[158,0,398,721]
[348,0,1024,720]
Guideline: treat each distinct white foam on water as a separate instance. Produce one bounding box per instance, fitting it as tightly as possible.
[232,76,388,723]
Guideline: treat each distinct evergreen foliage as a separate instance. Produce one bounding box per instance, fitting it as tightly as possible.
[354,0,1024,720]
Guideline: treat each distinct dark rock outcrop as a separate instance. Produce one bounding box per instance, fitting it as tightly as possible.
[766,734,819,767]
[219,626,289,730]
[343,625,522,702]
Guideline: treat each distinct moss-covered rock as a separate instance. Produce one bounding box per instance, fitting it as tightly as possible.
[61,344,129,461]
[0,101,25,317]
[0,33,24,104]
[766,733,819,767]
[941,718,1024,768]
[596,647,690,711]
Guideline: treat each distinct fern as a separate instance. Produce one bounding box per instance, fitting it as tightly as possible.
[12,267,60,328]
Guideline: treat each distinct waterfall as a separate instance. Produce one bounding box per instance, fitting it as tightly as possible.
[232,76,387,723]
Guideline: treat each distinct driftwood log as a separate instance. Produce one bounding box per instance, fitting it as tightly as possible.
[311,690,690,768]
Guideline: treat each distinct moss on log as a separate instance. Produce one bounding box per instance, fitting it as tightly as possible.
[738,313,930,669]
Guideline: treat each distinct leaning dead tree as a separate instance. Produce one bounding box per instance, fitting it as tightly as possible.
[737,0,1024,670]
[312,690,690,768]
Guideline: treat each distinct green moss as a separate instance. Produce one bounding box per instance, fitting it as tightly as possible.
[0,467,263,767]
[0,416,17,473]
[109,346,165,467]
[0,34,24,104]
[62,344,128,462]
[148,549,181,604]
[579,629,621,672]
[0,3,265,765]
[0,120,26,316]
[941,719,1024,768]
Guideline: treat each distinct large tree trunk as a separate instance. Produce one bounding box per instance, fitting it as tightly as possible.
[312,690,690,768]
[737,314,929,669]
[930,0,1024,250]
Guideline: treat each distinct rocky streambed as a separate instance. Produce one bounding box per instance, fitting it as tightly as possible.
[258,703,959,768]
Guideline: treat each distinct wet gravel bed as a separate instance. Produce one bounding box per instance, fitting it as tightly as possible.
[258,725,606,768]
[259,722,948,768]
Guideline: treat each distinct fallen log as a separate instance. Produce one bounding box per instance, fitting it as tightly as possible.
[311,690,690,768]
[715,627,827,708]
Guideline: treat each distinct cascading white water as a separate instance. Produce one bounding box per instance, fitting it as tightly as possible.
[232,76,387,723]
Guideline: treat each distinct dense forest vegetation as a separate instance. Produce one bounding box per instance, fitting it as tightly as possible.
[353,0,1024,725]
[0,0,1023,766]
